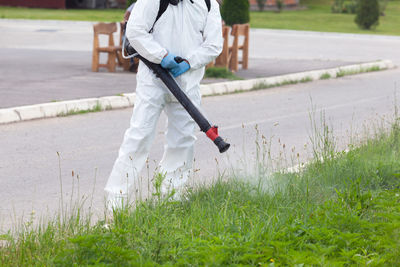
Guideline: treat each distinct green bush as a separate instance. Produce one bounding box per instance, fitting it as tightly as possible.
[331,0,358,14]
[221,0,250,26]
[355,0,379,29]
[379,0,389,16]
[276,0,284,12]
[256,0,266,11]
[205,67,242,80]
[126,0,137,8]
[332,0,387,15]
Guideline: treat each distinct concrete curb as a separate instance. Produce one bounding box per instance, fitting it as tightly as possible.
[201,59,395,96]
[0,60,394,125]
[0,94,136,125]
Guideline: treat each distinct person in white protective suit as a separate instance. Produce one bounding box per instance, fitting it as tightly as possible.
[104,0,223,209]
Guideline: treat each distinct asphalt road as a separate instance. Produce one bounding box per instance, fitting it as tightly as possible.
[0,19,358,108]
[1,20,400,231]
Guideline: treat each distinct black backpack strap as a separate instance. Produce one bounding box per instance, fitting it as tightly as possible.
[149,0,210,33]
[204,0,211,12]
[149,0,170,33]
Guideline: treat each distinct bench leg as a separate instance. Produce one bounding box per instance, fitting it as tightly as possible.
[92,50,99,72]
[229,50,238,72]
[242,46,249,69]
[108,52,116,72]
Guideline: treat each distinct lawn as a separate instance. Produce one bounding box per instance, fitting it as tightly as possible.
[1,0,400,35]
[1,118,400,265]
[0,6,124,22]
[251,0,400,35]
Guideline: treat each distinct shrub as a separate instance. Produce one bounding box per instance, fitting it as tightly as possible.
[205,67,242,80]
[344,2,357,13]
[126,0,137,8]
[221,0,250,26]
[256,0,266,11]
[331,0,357,14]
[355,0,379,29]
[332,0,345,13]
[332,0,388,15]
[379,0,389,16]
[331,0,389,16]
[276,0,284,12]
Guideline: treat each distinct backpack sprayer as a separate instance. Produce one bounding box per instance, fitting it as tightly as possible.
[122,36,230,153]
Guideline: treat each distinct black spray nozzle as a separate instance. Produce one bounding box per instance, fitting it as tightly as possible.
[213,136,230,153]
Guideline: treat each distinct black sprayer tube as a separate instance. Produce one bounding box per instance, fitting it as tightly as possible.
[134,54,230,153]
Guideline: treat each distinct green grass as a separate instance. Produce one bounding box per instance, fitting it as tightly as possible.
[205,67,242,80]
[1,117,400,265]
[250,0,400,35]
[249,76,313,91]
[320,72,331,79]
[0,6,124,22]
[1,0,400,35]
[57,101,109,117]
[336,65,382,77]
[248,64,384,92]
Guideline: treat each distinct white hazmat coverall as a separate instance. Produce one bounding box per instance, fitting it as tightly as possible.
[104,0,223,207]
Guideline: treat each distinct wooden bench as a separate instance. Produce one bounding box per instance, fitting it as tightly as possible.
[92,22,121,72]
[214,25,231,68]
[228,23,249,72]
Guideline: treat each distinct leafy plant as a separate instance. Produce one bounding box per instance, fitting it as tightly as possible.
[276,0,284,12]
[256,0,266,11]
[378,0,389,16]
[126,0,137,8]
[221,0,250,26]
[331,0,358,14]
[332,0,345,13]
[320,73,331,79]
[344,1,358,13]
[205,67,242,80]
[335,178,372,215]
[355,0,380,29]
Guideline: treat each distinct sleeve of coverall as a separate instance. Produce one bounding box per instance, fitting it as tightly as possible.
[186,0,223,70]
[126,0,167,64]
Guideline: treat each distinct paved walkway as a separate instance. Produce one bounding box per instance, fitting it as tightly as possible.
[0,19,358,108]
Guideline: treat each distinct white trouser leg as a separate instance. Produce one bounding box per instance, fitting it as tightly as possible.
[159,90,200,197]
[105,85,165,208]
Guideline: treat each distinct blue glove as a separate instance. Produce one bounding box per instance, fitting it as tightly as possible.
[170,61,190,77]
[161,53,179,69]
